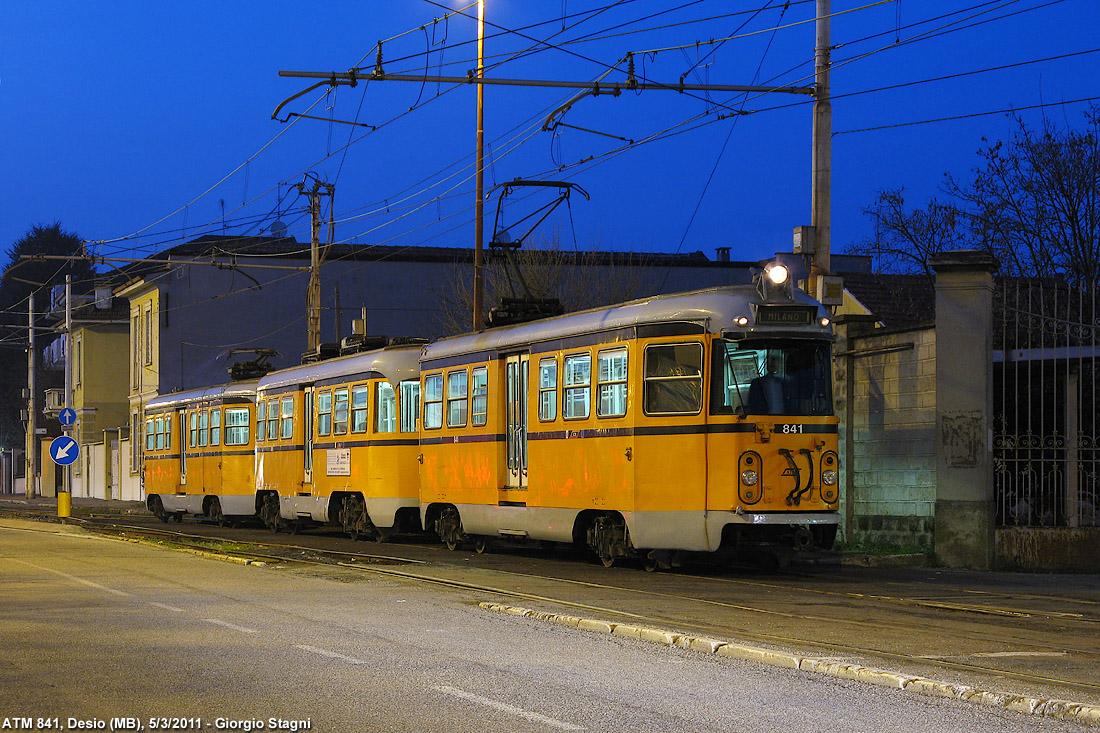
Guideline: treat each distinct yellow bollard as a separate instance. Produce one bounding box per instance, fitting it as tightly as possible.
[57,491,71,518]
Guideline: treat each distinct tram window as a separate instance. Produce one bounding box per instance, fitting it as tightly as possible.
[164,415,171,450]
[447,370,469,428]
[351,385,369,433]
[210,409,221,446]
[423,374,444,430]
[333,388,349,435]
[199,410,209,447]
[280,397,294,439]
[225,408,250,446]
[267,401,278,441]
[597,348,628,418]
[470,367,488,427]
[563,353,591,420]
[538,358,557,421]
[317,391,332,436]
[146,420,156,451]
[189,412,198,448]
[710,339,834,417]
[400,381,420,433]
[157,418,165,450]
[643,343,703,415]
[376,381,397,433]
[256,402,266,443]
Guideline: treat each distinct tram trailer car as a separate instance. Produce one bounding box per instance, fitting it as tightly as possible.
[144,380,259,525]
[419,264,840,569]
[254,343,424,538]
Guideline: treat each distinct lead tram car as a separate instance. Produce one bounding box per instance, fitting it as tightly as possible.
[419,262,840,570]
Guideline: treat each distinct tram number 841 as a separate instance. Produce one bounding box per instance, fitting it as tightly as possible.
[777,424,804,434]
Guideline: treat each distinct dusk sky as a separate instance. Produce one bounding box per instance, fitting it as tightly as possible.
[3,0,1098,271]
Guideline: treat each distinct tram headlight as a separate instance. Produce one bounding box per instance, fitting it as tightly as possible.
[819,317,831,327]
[764,263,789,285]
[821,469,838,486]
[741,469,759,486]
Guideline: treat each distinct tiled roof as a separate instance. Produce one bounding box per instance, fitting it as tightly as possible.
[842,272,936,329]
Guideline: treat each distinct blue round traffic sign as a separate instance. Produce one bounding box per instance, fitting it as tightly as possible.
[50,436,79,466]
[59,407,76,426]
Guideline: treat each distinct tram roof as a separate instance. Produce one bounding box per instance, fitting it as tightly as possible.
[424,284,830,362]
[145,380,259,411]
[256,344,422,392]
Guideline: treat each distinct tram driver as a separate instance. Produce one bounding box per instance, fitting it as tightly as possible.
[747,353,789,415]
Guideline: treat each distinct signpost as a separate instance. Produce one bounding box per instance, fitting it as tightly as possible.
[59,408,76,426]
[50,435,77,519]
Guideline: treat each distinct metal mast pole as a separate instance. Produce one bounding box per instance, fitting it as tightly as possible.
[308,188,321,353]
[811,0,832,278]
[472,0,486,331]
[64,276,72,498]
[25,292,35,499]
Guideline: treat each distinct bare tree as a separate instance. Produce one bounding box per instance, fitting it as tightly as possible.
[853,105,1100,290]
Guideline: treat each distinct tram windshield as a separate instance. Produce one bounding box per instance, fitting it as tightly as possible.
[711,339,833,416]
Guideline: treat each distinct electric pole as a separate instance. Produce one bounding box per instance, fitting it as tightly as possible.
[811,0,832,278]
[473,0,486,332]
[297,178,335,353]
[25,292,35,499]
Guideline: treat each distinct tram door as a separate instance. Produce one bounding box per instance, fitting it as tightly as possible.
[505,354,529,489]
[178,409,187,486]
[303,388,314,486]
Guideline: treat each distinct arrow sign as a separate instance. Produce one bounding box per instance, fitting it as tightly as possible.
[50,436,79,466]
[58,407,76,426]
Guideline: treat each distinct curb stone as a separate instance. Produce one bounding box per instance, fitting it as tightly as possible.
[479,602,1100,727]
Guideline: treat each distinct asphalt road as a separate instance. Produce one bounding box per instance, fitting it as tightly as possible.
[0,519,1088,732]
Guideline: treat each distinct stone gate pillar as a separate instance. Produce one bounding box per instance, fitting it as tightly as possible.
[931,251,998,569]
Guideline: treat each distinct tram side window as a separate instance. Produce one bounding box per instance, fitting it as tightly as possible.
[400,381,420,433]
[225,408,250,446]
[280,397,294,439]
[563,353,591,419]
[156,418,165,450]
[189,412,198,448]
[538,358,557,421]
[597,348,628,418]
[210,408,221,446]
[376,381,397,433]
[471,367,488,427]
[423,374,443,429]
[256,402,266,443]
[351,385,369,433]
[199,410,209,447]
[317,391,332,437]
[146,420,156,451]
[165,415,171,450]
[447,370,468,428]
[644,343,703,415]
[333,388,349,435]
[266,401,278,441]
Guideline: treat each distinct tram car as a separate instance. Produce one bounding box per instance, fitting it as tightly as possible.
[253,342,425,539]
[418,262,840,569]
[144,380,259,525]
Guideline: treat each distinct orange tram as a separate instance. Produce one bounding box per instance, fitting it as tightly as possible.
[144,267,840,569]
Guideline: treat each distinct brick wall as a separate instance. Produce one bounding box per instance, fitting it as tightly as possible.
[837,323,937,548]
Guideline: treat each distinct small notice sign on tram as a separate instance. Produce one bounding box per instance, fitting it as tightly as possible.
[326,449,351,476]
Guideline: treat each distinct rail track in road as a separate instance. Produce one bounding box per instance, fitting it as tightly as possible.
[5,507,1099,703]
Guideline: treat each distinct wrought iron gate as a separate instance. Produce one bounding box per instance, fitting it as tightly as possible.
[994,278,1098,527]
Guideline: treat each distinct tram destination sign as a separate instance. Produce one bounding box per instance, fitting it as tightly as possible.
[755,306,814,326]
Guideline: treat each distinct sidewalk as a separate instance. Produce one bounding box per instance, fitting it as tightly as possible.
[0,493,148,516]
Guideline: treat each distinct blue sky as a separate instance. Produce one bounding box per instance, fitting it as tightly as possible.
[2,0,1098,269]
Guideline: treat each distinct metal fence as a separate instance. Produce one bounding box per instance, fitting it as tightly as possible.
[994,278,1098,528]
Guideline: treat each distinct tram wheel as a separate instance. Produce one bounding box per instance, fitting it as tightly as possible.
[437,506,464,551]
[170,512,183,524]
[150,496,168,523]
[261,494,281,533]
[473,536,489,554]
[208,498,226,527]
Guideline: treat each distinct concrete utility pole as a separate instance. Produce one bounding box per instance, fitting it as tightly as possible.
[297,178,335,353]
[473,0,486,332]
[25,292,35,499]
[811,0,832,278]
